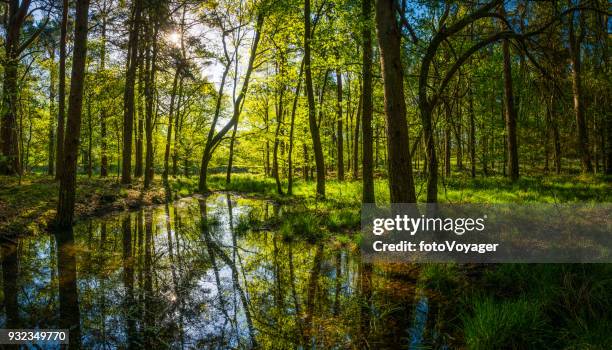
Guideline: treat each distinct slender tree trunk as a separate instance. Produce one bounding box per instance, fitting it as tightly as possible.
[304,0,326,198]
[226,122,238,184]
[454,95,463,170]
[469,85,476,178]
[361,0,375,203]
[144,26,158,189]
[48,48,57,176]
[444,102,452,177]
[121,0,143,184]
[353,92,362,180]
[172,79,183,177]
[87,96,92,178]
[56,0,91,228]
[375,0,416,203]
[163,66,180,182]
[273,111,283,195]
[336,69,344,181]
[287,60,304,195]
[100,13,109,177]
[135,47,145,178]
[569,9,593,173]
[502,37,519,181]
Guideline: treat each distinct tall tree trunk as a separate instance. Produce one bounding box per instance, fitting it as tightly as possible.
[135,48,145,178]
[454,95,463,170]
[144,25,159,189]
[100,11,109,177]
[375,0,416,203]
[163,66,180,182]
[87,96,92,178]
[353,91,362,179]
[568,9,593,173]
[273,111,283,195]
[172,77,183,177]
[287,60,304,195]
[56,0,91,228]
[336,69,344,181]
[502,37,519,181]
[121,0,143,184]
[48,48,57,176]
[304,0,326,198]
[361,0,375,203]
[444,102,452,177]
[469,85,476,178]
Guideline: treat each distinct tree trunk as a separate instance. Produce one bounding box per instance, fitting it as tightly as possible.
[444,102,452,177]
[172,79,183,177]
[87,96,92,178]
[361,0,375,203]
[135,47,145,178]
[304,0,326,198]
[336,69,344,181]
[48,48,57,176]
[375,0,416,203]
[100,8,108,177]
[121,0,143,184]
[502,37,519,181]
[469,85,476,178]
[163,66,180,182]
[273,111,283,195]
[353,91,362,180]
[568,9,593,173]
[144,26,158,189]
[287,60,304,195]
[56,0,90,228]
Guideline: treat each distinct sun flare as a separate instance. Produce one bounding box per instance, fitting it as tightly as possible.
[167,31,181,46]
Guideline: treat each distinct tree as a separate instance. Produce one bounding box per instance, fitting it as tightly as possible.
[361,0,374,204]
[121,0,143,184]
[56,0,91,227]
[304,0,326,198]
[501,6,519,181]
[198,9,264,192]
[1,0,47,175]
[568,4,593,174]
[375,0,416,203]
[336,68,344,181]
[56,0,69,180]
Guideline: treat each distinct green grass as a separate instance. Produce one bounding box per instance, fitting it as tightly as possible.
[279,211,325,243]
[462,297,550,349]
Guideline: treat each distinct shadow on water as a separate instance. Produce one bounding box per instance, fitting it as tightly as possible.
[0,193,448,349]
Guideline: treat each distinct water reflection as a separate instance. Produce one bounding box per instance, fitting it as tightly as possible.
[1,193,430,349]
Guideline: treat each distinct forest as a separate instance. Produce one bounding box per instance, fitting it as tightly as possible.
[0,0,610,349]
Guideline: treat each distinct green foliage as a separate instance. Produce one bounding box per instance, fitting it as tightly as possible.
[462,297,549,350]
[279,211,325,243]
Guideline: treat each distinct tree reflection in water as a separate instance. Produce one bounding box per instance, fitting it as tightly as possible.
[0,193,422,349]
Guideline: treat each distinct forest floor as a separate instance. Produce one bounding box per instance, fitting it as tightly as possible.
[1,171,609,236]
[0,175,174,235]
